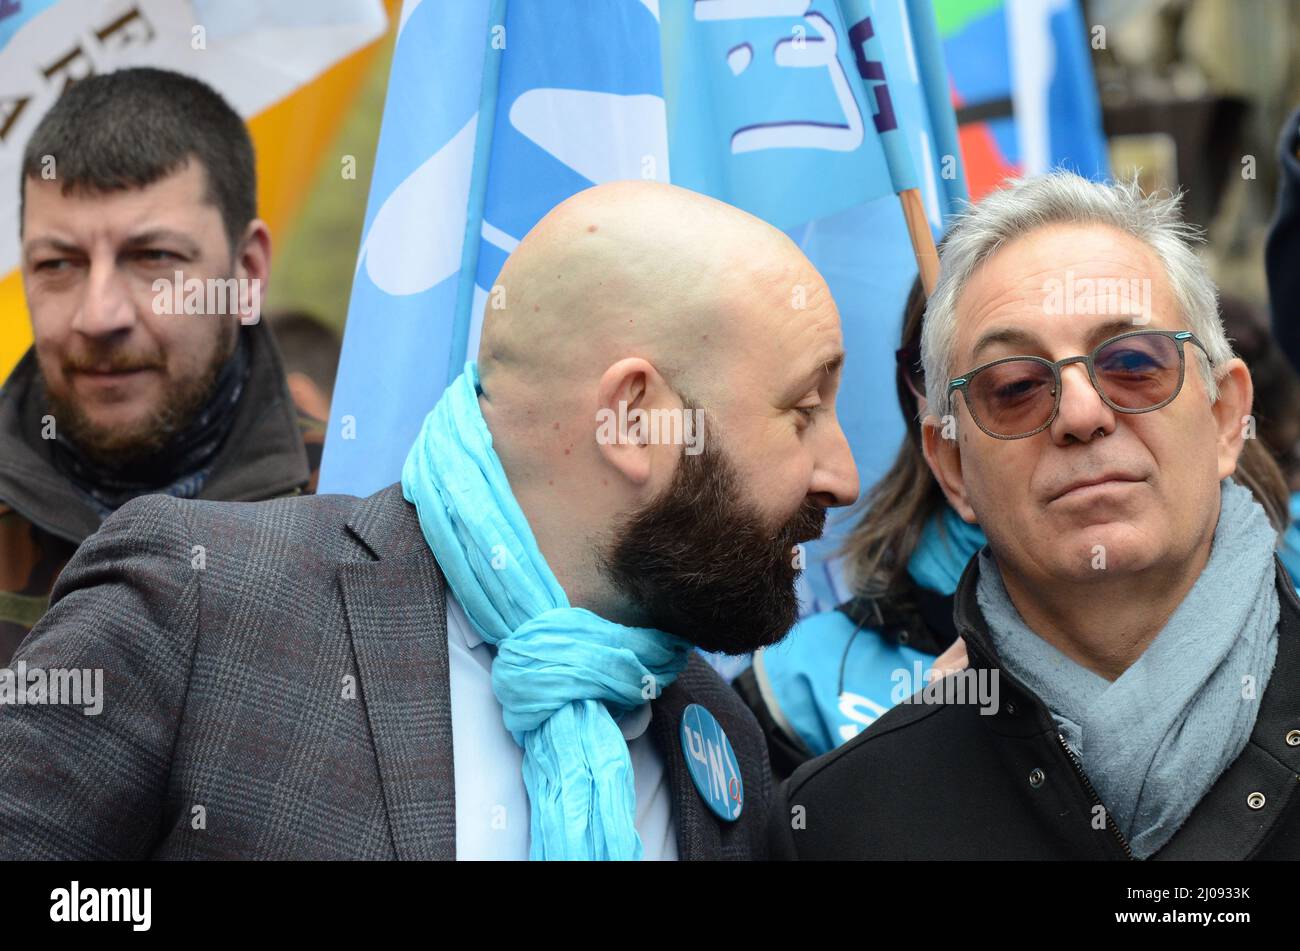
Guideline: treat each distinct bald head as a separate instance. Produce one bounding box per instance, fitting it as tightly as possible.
[479,180,817,410]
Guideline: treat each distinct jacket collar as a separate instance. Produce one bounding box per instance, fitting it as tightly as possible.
[951,553,1004,672]
[0,320,310,544]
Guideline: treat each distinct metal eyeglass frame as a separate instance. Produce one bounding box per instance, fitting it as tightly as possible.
[946,329,1213,440]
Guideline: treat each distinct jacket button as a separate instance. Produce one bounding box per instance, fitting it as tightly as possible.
[1028,768,1045,788]
[1005,701,1018,716]
[1247,792,1266,810]
[1286,730,1300,747]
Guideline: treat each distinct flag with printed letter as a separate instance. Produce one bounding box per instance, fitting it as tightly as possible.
[323,0,970,620]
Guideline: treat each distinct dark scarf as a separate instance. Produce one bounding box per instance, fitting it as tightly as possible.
[46,336,251,518]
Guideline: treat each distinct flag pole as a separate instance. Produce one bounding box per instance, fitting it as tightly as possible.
[899,187,939,295]
[448,0,509,382]
[836,0,961,297]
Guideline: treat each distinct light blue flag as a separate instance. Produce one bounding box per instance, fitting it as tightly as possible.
[0,0,61,52]
[322,0,968,634]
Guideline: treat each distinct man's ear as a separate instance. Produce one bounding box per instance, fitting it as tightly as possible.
[233,219,271,324]
[921,411,979,523]
[593,357,675,487]
[1209,357,1253,481]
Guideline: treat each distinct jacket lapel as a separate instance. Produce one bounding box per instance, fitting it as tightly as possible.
[651,667,724,861]
[340,485,456,860]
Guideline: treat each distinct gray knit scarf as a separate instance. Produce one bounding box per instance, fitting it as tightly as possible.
[976,478,1279,858]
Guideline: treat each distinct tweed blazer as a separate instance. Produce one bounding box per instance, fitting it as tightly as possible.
[0,484,770,859]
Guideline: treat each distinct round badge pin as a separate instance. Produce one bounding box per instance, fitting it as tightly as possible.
[680,703,743,822]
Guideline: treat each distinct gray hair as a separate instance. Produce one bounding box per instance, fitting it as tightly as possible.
[921,172,1230,417]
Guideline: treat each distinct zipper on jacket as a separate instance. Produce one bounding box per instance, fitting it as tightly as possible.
[1054,730,1134,860]
[962,630,1136,859]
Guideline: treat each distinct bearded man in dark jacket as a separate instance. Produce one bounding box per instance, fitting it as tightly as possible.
[0,68,324,662]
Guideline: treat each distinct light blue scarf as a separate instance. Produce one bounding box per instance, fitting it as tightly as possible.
[907,505,987,594]
[401,361,693,860]
[976,478,1280,858]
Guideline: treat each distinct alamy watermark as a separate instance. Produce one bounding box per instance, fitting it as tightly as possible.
[1043,270,1151,325]
[595,401,705,455]
[151,271,261,324]
[50,882,150,931]
[0,661,103,716]
[891,661,999,715]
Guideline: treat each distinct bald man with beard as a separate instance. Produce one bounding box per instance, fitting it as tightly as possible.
[0,182,859,860]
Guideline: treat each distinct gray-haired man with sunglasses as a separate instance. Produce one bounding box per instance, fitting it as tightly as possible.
[772,172,1300,860]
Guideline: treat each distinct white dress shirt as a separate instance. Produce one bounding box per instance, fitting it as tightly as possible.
[445,590,678,860]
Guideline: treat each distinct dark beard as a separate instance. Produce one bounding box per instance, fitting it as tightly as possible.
[46,324,236,472]
[600,435,827,654]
